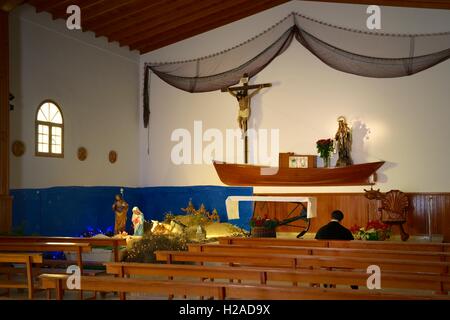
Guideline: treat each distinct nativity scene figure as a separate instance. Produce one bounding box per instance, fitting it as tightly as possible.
[112,194,129,235]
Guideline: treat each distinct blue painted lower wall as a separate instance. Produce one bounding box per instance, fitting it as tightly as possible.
[10,186,253,236]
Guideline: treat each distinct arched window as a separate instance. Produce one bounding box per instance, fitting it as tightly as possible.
[35,100,64,157]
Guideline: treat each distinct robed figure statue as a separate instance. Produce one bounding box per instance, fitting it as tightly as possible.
[112,194,129,235]
[335,116,353,167]
[131,206,145,236]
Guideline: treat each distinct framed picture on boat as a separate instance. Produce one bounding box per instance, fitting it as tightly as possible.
[288,155,317,168]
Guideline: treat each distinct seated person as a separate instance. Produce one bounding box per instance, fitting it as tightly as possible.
[315,210,357,289]
[315,210,354,240]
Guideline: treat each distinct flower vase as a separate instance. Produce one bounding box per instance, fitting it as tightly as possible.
[322,157,331,168]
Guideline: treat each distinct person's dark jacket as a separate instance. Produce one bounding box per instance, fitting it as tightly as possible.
[315,221,354,240]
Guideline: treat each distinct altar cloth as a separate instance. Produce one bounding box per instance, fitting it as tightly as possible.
[225,196,317,220]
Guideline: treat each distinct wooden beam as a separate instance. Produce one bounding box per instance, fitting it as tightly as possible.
[33,0,74,14]
[0,10,12,233]
[134,0,289,53]
[89,0,193,37]
[110,0,226,43]
[300,0,450,10]
[126,0,287,50]
[78,0,137,24]
[0,0,25,11]
[32,0,103,18]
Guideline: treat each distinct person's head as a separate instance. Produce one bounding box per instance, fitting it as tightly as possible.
[331,210,344,222]
[115,194,122,201]
[132,207,141,215]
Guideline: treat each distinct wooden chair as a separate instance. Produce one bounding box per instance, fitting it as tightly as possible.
[0,253,42,299]
[380,190,410,241]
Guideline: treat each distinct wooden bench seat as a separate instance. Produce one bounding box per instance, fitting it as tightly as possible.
[0,253,43,299]
[0,236,126,262]
[155,250,450,274]
[39,273,450,300]
[0,242,91,273]
[189,243,450,262]
[219,237,450,252]
[105,262,450,294]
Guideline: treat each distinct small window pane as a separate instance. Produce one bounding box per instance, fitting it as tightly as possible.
[51,112,63,124]
[38,125,49,134]
[38,134,48,143]
[37,109,48,122]
[52,136,61,145]
[38,144,49,153]
[52,145,62,154]
[52,127,62,136]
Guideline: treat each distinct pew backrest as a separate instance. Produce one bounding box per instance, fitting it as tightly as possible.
[218,237,450,252]
[39,273,450,300]
[188,243,450,262]
[104,261,450,293]
[155,250,450,274]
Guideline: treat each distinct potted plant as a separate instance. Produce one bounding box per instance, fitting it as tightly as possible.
[249,215,279,238]
[350,220,391,241]
[316,138,334,167]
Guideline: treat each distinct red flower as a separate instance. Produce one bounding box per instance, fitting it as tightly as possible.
[350,224,361,233]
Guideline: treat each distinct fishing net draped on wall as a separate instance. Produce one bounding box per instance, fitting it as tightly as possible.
[143,12,450,127]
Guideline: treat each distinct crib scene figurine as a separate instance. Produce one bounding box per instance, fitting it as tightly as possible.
[112,194,129,235]
[132,207,145,236]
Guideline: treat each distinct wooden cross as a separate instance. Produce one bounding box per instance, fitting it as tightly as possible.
[221,74,272,163]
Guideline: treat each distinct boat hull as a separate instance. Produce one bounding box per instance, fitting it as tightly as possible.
[213,161,385,186]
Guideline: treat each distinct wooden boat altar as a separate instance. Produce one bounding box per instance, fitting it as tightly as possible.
[213,161,385,187]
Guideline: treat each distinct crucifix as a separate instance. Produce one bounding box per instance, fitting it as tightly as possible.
[221,73,272,163]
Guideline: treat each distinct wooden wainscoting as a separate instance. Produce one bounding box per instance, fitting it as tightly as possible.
[253,193,450,240]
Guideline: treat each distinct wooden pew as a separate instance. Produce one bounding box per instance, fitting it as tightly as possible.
[0,242,92,300]
[0,242,91,274]
[105,262,450,294]
[0,236,126,262]
[188,243,450,262]
[38,273,450,300]
[155,250,450,274]
[219,237,450,252]
[0,253,42,299]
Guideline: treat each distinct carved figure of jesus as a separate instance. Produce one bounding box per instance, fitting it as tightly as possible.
[226,74,266,135]
[222,74,271,163]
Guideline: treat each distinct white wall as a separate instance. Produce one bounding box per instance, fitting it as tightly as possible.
[9,5,140,188]
[139,1,450,193]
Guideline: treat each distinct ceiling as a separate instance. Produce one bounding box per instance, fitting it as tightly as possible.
[5,0,449,54]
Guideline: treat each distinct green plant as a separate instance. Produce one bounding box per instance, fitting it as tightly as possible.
[316,138,334,159]
[124,233,189,263]
[350,220,391,241]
